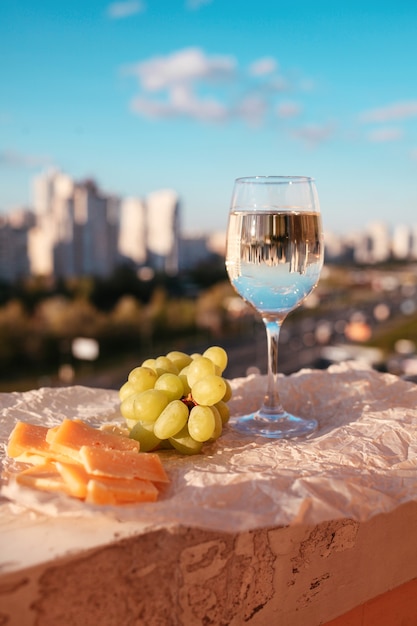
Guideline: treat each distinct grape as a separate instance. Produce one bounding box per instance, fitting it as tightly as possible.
[203,346,228,374]
[166,351,192,371]
[125,418,138,430]
[119,344,233,455]
[120,392,143,422]
[119,381,136,402]
[169,424,203,455]
[141,358,157,372]
[191,374,227,405]
[131,389,170,423]
[214,400,230,425]
[210,405,223,440]
[158,439,174,449]
[187,356,216,387]
[153,400,189,439]
[154,373,184,401]
[154,356,179,375]
[129,420,161,452]
[188,405,216,442]
[127,366,158,393]
[179,368,191,395]
[222,379,233,403]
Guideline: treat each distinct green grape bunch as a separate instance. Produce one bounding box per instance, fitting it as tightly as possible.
[119,346,232,455]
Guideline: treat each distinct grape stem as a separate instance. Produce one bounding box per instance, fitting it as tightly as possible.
[181,394,197,409]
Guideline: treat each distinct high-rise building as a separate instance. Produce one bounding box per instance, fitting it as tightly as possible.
[72,179,117,278]
[0,211,33,281]
[22,170,182,279]
[354,222,391,264]
[392,224,411,260]
[118,197,147,266]
[30,169,74,276]
[411,226,417,260]
[146,189,180,274]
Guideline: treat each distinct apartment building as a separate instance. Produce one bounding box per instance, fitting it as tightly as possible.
[0,169,180,281]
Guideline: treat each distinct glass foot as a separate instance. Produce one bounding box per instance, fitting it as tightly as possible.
[233,411,318,439]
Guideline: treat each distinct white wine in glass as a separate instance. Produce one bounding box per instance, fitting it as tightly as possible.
[226,176,324,438]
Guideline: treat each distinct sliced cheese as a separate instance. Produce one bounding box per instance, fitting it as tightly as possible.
[15,462,70,494]
[79,446,169,483]
[57,461,159,503]
[6,418,169,506]
[11,451,56,466]
[7,422,72,464]
[56,461,90,499]
[7,422,51,458]
[85,477,159,505]
[46,418,140,462]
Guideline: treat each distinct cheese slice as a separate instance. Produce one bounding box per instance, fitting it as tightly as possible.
[79,446,169,483]
[15,462,70,494]
[8,422,51,458]
[56,461,159,503]
[10,450,57,466]
[7,422,72,465]
[85,477,159,505]
[46,418,140,462]
[56,461,90,499]
[6,418,169,506]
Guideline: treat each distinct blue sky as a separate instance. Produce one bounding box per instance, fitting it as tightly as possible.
[1,0,417,235]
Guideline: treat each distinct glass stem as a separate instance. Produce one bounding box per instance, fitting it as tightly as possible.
[260,315,286,417]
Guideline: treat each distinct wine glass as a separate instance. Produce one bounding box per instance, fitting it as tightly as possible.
[225,176,324,438]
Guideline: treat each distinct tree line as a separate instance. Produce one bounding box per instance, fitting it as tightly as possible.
[0,258,241,390]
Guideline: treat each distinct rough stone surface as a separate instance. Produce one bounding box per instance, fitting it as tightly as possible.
[1,501,417,626]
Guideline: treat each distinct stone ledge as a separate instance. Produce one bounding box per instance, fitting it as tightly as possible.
[1,501,417,626]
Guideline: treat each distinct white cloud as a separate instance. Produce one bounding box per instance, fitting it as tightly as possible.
[0,149,52,169]
[292,123,335,146]
[107,1,145,19]
[131,89,228,122]
[170,85,228,121]
[186,0,213,9]
[277,101,302,119]
[127,47,236,92]
[126,48,235,122]
[125,47,314,131]
[235,94,268,126]
[367,127,404,142]
[248,57,278,77]
[360,101,417,123]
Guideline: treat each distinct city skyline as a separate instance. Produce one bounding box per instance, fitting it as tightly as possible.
[1,1,417,236]
[2,165,417,286]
